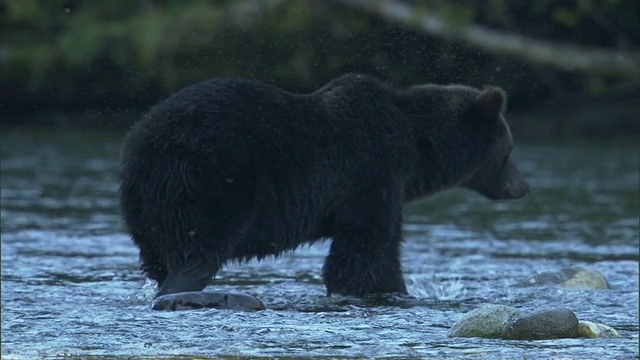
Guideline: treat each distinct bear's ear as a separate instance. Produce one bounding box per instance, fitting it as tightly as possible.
[476,86,507,119]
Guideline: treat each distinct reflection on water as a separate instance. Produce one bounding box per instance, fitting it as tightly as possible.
[1,126,638,359]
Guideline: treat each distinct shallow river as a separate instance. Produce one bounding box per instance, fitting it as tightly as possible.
[1,126,638,359]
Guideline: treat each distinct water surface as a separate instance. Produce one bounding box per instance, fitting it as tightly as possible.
[1,126,638,359]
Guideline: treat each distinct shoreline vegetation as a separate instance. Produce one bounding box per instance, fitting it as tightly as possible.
[2,0,638,139]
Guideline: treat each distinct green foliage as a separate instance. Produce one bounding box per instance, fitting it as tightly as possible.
[0,0,637,110]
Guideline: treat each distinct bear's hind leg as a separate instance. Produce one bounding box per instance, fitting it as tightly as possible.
[153,199,253,297]
[124,204,215,297]
[135,231,169,287]
[156,230,228,297]
[156,266,217,297]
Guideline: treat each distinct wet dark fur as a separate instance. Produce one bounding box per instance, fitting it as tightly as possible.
[120,74,529,297]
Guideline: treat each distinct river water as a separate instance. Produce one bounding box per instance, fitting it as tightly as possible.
[1,126,638,359]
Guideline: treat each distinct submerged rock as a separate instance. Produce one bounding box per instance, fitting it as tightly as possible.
[578,321,620,338]
[558,268,610,289]
[151,291,265,311]
[516,267,610,289]
[501,308,579,340]
[448,304,521,338]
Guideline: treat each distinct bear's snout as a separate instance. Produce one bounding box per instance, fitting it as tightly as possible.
[506,179,530,199]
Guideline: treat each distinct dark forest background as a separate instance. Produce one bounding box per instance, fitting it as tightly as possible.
[1,0,638,139]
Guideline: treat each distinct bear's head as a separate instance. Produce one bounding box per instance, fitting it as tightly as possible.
[460,87,530,200]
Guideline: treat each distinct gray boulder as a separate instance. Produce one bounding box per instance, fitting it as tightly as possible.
[501,308,579,340]
[448,304,521,338]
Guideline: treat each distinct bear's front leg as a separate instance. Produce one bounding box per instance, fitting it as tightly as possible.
[322,196,407,297]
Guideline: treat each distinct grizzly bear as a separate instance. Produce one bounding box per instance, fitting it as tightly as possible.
[120,74,529,299]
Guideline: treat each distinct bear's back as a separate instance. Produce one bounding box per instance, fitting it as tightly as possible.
[145,78,301,132]
[122,79,308,163]
[122,75,412,187]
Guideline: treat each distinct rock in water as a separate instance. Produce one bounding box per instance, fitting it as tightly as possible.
[558,268,610,289]
[516,267,610,289]
[502,308,579,340]
[448,304,521,338]
[578,321,620,338]
[151,291,265,311]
